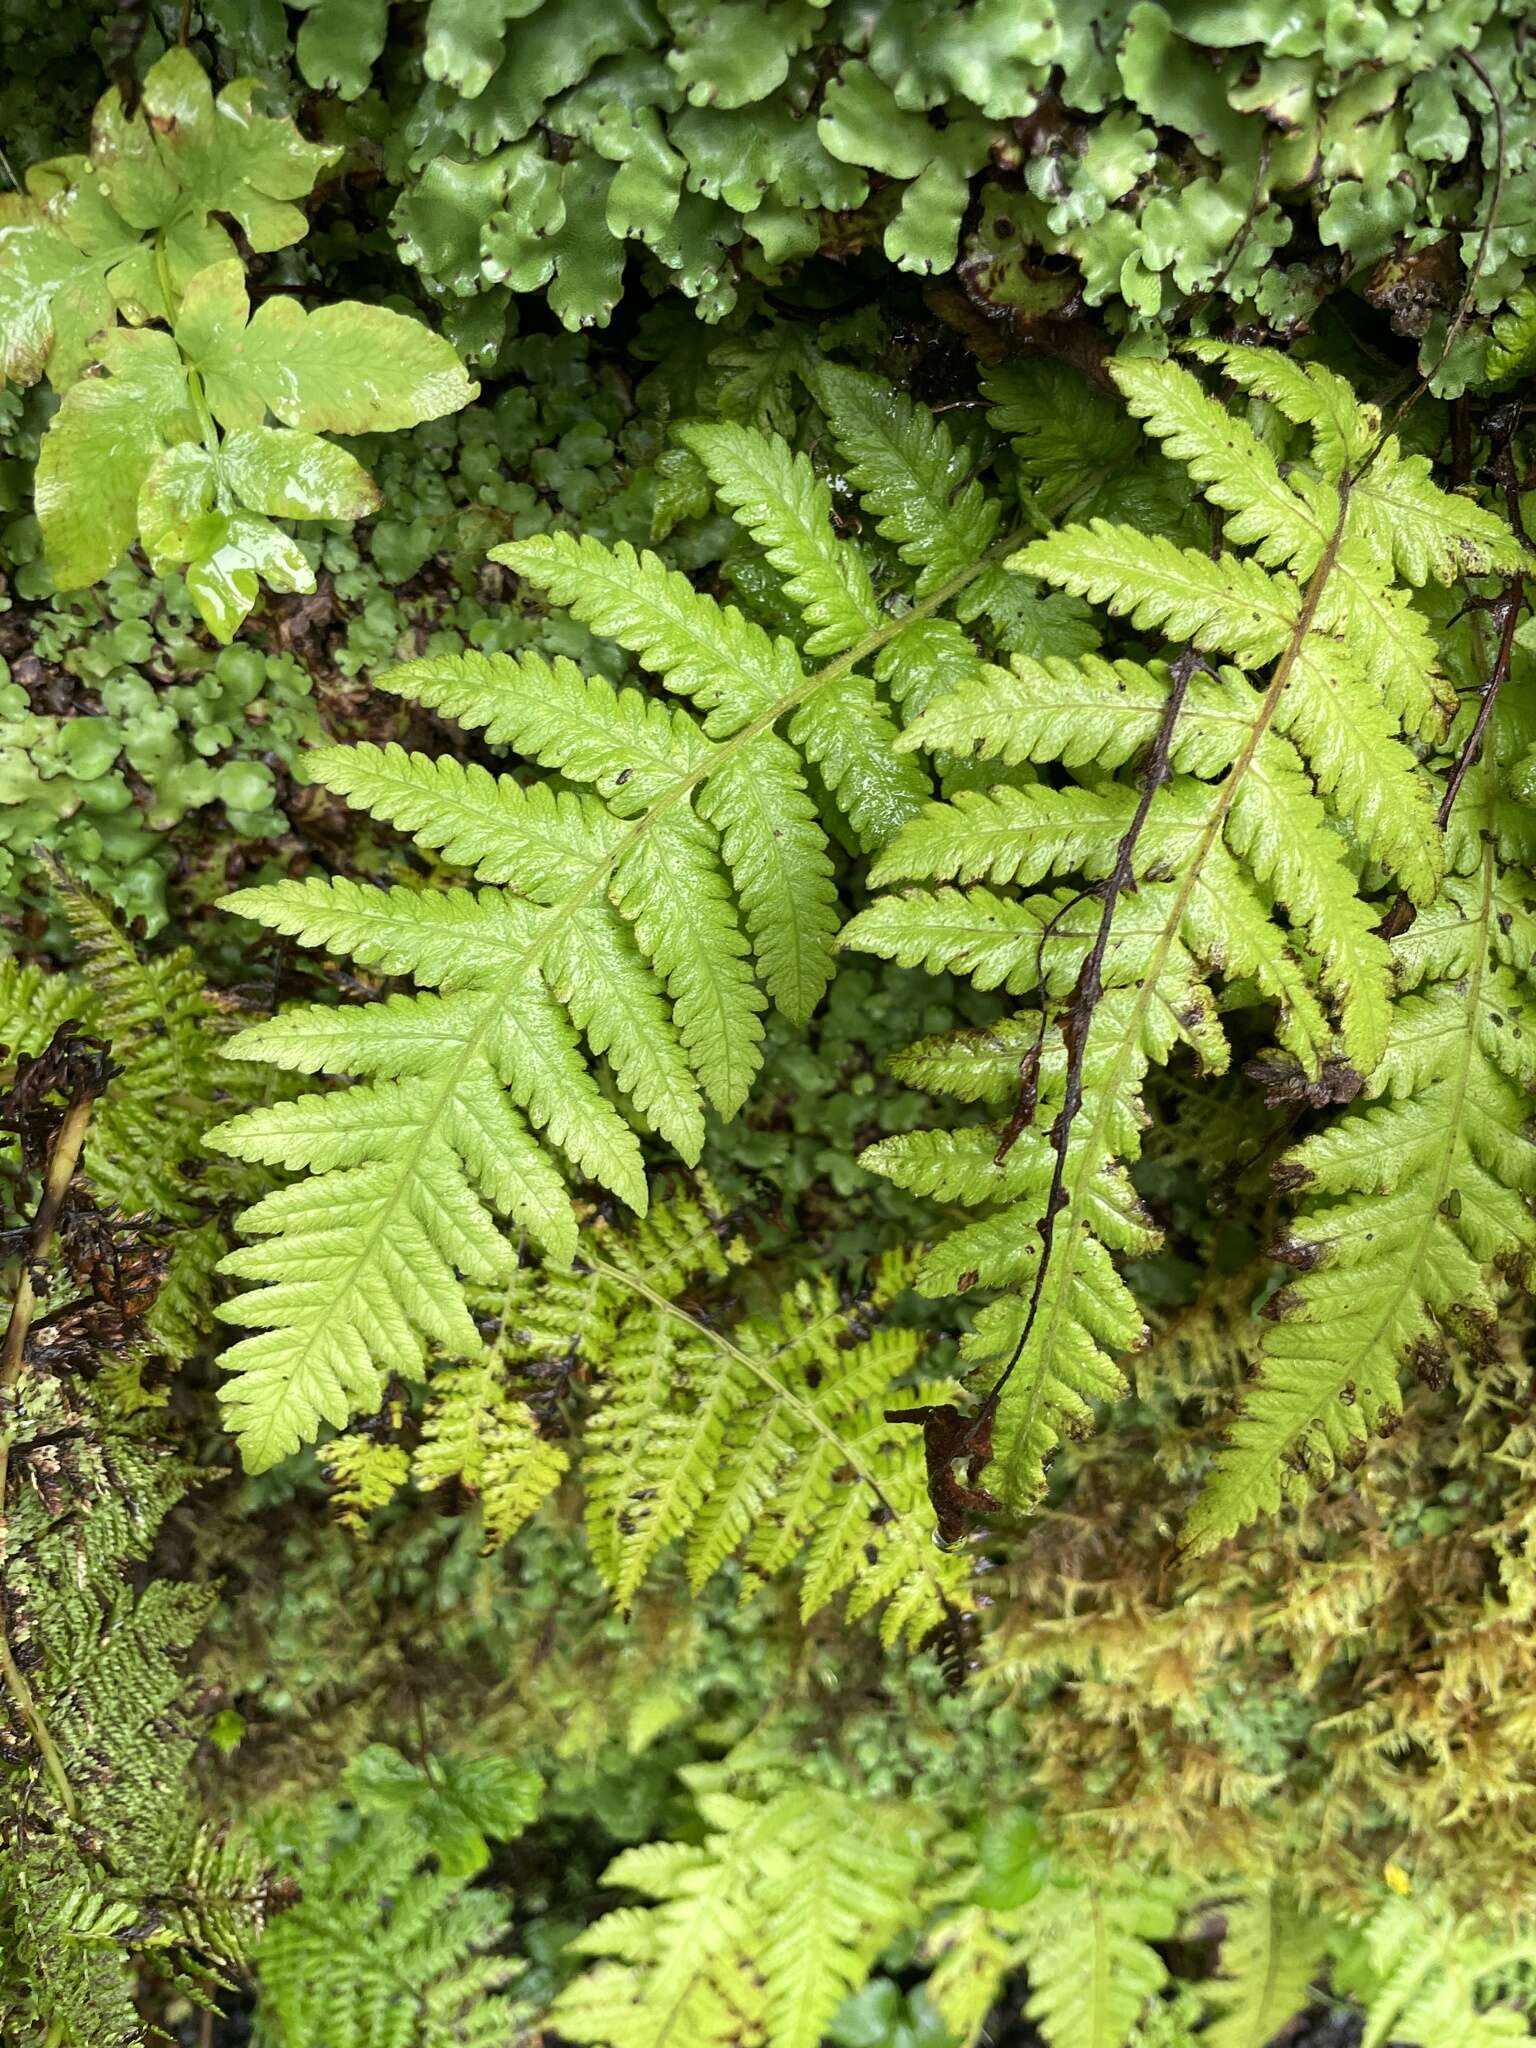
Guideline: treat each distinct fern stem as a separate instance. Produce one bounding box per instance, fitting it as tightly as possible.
[0,1086,96,1822]
[973,644,1208,1438]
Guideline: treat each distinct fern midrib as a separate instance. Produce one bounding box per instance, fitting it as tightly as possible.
[239,534,1026,1401]
[1247,1890,1285,2047]
[1005,499,1353,1471]
[1090,1889,1111,2048]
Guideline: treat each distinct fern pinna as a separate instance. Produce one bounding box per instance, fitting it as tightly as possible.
[207,363,1022,1472]
[846,344,1530,1528]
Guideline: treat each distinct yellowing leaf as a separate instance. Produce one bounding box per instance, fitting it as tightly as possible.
[90,47,340,257]
[221,425,380,521]
[179,259,478,433]
[36,327,198,586]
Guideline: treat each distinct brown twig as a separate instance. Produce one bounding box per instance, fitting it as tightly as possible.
[962,646,1207,1446]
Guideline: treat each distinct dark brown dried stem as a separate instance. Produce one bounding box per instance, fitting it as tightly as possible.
[967,645,1207,1446]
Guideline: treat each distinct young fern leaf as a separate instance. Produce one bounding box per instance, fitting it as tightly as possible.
[846,349,1523,1515]
[316,1179,966,1648]
[212,383,1015,1470]
[553,1776,933,2048]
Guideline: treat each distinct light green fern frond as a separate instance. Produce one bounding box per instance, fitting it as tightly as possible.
[1187,859,1536,1550]
[1014,1868,1188,2048]
[315,1179,964,1648]
[676,420,880,655]
[846,348,1524,1515]
[251,1810,523,2048]
[1332,1895,1536,2048]
[413,1357,571,1546]
[1203,1885,1326,2048]
[310,1176,731,1530]
[212,376,1019,1470]
[580,1239,970,1648]
[4,870,249,1224]
[553,1776,933,2048]
[808,360,1001,597]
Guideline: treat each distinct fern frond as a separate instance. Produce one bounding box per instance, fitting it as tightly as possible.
[1332,1895,1536,2048]
[788,673,931,850]
[1349,447,1529,585]
[808,361,1001,595]
[30,867,249,1221]
[1203,1885,1325,2048]
[415,1357,570,1545]
[898,652,1248,777]
[214,382,1017,1468]
[583,1243,971,1648]
[1181,338,1375,479]
[1112,356,1336,574]
[847,350,1520,1516]
[306,1177,957,1640]
[1187,861,1536,1551]
[498,530,801,721]
[1015,1868,1187,2048]
[676,420,880,655]
[553,1779,931,2048]
[2,1426,267,2045]
[693,738,839,1020]
[251,1811,523,2048]
[1011,521,1291,665]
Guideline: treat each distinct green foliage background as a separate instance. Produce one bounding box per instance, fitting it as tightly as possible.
[5,6,1536,2047]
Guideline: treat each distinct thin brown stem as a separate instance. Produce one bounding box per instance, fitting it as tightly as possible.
[968,646,1206,1440]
